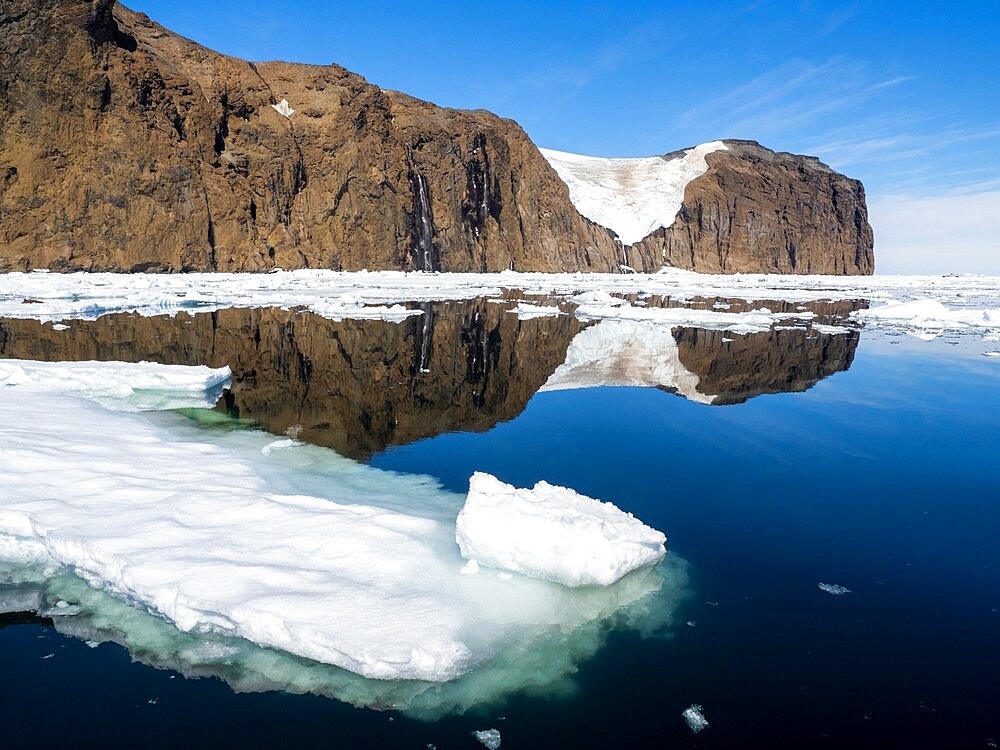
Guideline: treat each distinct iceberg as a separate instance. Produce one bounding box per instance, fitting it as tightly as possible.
[456,473,666,588]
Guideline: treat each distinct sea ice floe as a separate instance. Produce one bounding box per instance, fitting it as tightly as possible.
[455,473,666,588]
[0,358,231,411]
[818,583,852,596]
[852,298,1000,337]
[682,704,710,733]
[0,365,681,686]
[472,728,502,749]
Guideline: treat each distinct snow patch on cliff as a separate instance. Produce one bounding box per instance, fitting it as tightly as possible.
[539,142,728,245]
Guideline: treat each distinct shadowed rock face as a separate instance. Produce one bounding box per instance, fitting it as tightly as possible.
[0,2,873,274]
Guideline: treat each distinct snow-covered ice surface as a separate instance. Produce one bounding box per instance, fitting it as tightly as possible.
[456,473,666,588]
[0,362,685,707]
[539,142,728,245]
[0,359,231,411]
[2,269,998,350]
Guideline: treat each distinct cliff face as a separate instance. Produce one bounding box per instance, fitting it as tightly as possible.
[0,0,621,273]
[0,1,874,274]
[627,142,875,274]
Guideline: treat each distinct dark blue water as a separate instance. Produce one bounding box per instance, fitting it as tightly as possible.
[2,334,998,748]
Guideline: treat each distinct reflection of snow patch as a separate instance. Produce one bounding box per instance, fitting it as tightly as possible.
[542,319,716,403]
[456,472,666,587]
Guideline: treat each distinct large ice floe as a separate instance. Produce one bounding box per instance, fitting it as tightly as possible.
[0,359,684,713]
[456,473,666,588]
[539,142,728,246]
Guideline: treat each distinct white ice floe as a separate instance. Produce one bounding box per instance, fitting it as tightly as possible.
[541,320,715,403]
[818,583,852,596]
[540,142,728,245]
[682,704,710,733]
[509,302,563,319]
[0,359,230,411]
[455,473,666,588]
[0,370,678,684]
[271,99,295,117]
[472,729,502,749]
[852,298,1000,339]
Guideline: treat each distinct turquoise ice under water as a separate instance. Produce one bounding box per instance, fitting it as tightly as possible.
[1,303,998,748]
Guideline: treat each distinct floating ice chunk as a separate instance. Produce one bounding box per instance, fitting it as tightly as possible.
[983,351,1000,358]
[472,729,501,749]
[682,704,709,733]
[456,473,666,587]
[818,583,852,595]
[271,99,295,117]
[261,438,295,456]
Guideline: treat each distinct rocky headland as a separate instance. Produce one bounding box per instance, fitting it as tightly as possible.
[0,0,874,274]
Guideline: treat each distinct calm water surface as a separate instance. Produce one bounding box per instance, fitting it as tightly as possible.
[1,303,998,749]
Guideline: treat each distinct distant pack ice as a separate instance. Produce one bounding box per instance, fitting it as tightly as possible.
[539,142,728,246]
[456,472,667,587]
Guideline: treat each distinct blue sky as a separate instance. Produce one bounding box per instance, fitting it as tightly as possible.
[126,0,1000,273]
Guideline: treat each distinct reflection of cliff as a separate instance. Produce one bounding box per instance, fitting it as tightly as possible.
[0,302,583,458]
[674,327,860,404]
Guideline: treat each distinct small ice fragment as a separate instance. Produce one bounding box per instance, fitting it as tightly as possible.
[472,729,501,749]
[271,99,295,117]
[52,324,70,331]
[41,654,54,660]
[261,438,295,456]
[983,351,1000,358]
[818,583,852,596]
[459,559,480,575]
[55,600,69,608]
[85,641,101,649]
[148,698,158,705]
[456,472,666,587]
[686,620,697,627]
[682,704,709,733]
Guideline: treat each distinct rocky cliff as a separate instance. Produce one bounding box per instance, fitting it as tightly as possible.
[0,0,874,274]
[626,142,875,274]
